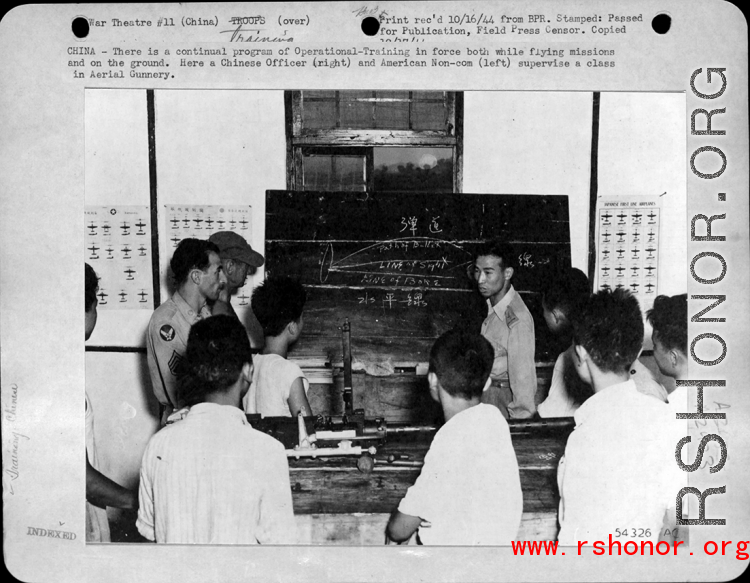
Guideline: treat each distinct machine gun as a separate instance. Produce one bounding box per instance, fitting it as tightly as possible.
[246,318,575,471]
[246,318,391,469]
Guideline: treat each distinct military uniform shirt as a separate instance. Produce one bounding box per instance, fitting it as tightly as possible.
[146,291,211,411]
[480,286,537,418]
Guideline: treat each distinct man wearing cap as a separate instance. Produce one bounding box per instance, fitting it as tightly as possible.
[208,231,265,350]
[147,238,227,424]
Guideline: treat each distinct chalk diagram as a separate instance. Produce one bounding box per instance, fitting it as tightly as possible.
[318,237,475,310]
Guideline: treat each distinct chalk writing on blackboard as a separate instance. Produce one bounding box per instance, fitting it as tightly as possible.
[357,290,429,309]
[265,190,572,365]
[320,237,473,291]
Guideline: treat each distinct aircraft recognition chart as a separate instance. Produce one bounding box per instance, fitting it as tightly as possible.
[84,205,154,310]
[594,195,662,309]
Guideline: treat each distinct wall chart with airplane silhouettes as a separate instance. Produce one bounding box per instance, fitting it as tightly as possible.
[594,196,661,308]
[85,205,154,309]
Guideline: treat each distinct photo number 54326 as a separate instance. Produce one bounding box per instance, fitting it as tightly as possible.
[614,528,652,538]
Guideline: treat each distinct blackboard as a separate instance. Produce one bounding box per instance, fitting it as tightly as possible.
[265,190,571,373]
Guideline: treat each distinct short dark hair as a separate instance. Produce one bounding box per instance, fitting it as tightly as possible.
[542,268,590,324]
[474,240,518,272]
[252,276,307,337]
[646,294,688,355]
[428,330,494,400]
[573,288,643,374]
[178,315,251,406]
[170,238,220,286]
[85,263,98,312]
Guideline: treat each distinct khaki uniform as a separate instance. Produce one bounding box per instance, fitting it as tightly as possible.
[146,292,211,417]
[480,286,537,418]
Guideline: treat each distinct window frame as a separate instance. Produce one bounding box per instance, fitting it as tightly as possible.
[285,91,463,193]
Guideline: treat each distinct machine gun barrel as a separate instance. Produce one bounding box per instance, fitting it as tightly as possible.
[341,318,354,416]
[506,417,575,434]
[385,423,438,435]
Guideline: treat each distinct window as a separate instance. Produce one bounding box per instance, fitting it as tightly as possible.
[286,91,462,192]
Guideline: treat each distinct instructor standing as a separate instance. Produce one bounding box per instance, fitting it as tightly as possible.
[473,241,537,419]
[146,238,226,423]
[208,231,265,350]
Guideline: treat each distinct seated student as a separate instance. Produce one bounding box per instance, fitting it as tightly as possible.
[85,264,138,542]
[538,271,668,417]
[537,268,592,417]
[244,276,312,418]
[647,294,689,414]
[136,315,296,544]
[557,289,680,545]
[387,330,523,545]
[647,293,690,541]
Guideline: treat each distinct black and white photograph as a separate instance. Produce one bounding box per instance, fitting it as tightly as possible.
[1,2,748,582]
[82,87,688,545]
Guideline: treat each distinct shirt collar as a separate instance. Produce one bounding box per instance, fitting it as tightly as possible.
[173,290,209,322]
[487,285,516,319]
[573,378,638,427]
[188,402,249,424]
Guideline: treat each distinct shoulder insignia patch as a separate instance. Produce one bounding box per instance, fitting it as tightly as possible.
[159,324,175,342]
[505,307,519,328]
